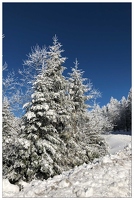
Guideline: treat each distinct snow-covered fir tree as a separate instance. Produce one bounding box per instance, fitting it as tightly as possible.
[67,59,107,162]
[22,35,71,140]
[11,36,72,182]
[126,88,132,131]
[45,35,71,139]
[119,96,127,131]
[88,104,113,135]
[2,56,22,181]
[106,97,121,131]
[68,59,89,137]
[68,59,99,137]
[2,97,20,180]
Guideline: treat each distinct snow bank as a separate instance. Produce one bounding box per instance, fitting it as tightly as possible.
[3,179,19,197]
[102,133,131,154]
[3,143,132,198]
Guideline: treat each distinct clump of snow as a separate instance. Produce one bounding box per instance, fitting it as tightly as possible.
[3,179,19,196]
[46,109,55,116]
[42,103,49,111]
[3,141,131,198]
[101,155,113,164]
[18,138,30,148]
[25,111,36,120]
[18,180,30,191]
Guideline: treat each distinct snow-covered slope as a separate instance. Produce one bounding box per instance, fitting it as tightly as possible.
[3,133,132,198]
[102,132,131,154]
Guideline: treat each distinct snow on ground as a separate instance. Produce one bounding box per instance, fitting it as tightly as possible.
[102,131,131,154]
[3,132,132,198]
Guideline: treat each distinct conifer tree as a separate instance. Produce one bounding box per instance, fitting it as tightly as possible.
[2,37,22,181]
[67,59,107,162]
[120,96,127,131]
[68,59,99,137]
[106,97,121,131]
[2,97,20,179]
[126,88,132,131]
[88,104,113,135]
[45,35,71,139]
[11,36,71,182]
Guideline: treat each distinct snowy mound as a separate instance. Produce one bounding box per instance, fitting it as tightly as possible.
[3,143,131,198]
[3,179,19,194]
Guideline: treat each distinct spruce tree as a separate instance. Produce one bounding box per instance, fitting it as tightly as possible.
[11,36,71,182]
[106,97,121,131]
[120,96,127,131]
[126,88,132,131]
[45,35,71,139]
[88,104,113,135]
[67,59,107,162]
[68,59,93,137]
[2,97,20,180]
[68,59,102,136]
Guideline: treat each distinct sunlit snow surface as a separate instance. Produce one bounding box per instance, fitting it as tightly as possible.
[3,132,132,198]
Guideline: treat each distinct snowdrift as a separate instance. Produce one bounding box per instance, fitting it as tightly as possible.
[3,133,132,198]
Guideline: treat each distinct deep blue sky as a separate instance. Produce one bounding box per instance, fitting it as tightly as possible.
[3,2,131,109]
